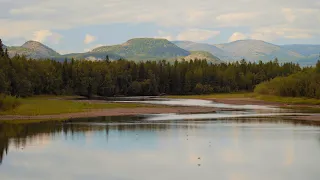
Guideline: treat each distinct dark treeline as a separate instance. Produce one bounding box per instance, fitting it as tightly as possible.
[255,61,320,99]
[0,39,301,98]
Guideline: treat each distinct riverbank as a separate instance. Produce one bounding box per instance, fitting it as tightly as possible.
[0,106,219,121]
[0,95,319,122]
[0,96,162,116]
[167,93,320,107]
[0,95,221,121]
[166,93,320,121]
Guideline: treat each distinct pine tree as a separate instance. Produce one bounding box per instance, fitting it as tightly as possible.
[105,55,110,63]
[0,39,4,57]
[4,48,8,58]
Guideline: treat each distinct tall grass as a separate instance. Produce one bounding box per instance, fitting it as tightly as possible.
[0,96,163,116]
[0,94,21,111]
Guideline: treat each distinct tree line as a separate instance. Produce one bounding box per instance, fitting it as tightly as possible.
[0,39,302,98]
[255,61,320,99]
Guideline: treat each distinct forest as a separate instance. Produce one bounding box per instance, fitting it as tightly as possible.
[1,38,318,100]
[255,61,320,98]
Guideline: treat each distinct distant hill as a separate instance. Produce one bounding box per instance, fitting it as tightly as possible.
[7,41,60,59]
[174,40,308,63]
[179,51,222,64]
[215,40,304,62]
[296,54,320,66]
[91,38,190,60]
[281,44,320,56]
[173,41,234,61]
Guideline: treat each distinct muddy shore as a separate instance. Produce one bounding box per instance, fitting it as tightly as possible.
[0,106,218,120]
[0,97,319,122]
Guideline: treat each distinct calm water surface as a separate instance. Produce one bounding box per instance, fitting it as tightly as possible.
[114,97,279,110]
[1,116,320,180]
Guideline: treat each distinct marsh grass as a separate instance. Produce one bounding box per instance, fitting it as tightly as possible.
[0,94,21,111]
[255,95,320,105]
[0,96,159,116]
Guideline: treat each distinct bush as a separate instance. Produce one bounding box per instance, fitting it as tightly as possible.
[0,94,21,111]
[254,69,320,99]
[193,83,214,94]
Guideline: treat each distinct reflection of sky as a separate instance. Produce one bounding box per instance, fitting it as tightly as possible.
[67,130,161,152]
[115,98,280,110]
[1,121,320,180]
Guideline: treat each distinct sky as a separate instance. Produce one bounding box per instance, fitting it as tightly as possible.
[0,0,320,54]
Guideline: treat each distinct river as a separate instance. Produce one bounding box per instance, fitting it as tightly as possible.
[0,98,319,180]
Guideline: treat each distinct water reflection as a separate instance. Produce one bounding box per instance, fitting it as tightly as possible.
[114,98,280,111]
[1,116,320,180]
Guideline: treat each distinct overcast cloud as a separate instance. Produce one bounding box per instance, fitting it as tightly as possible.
[0,0,319,52]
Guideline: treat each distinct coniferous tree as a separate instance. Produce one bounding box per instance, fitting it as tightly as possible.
[4,49,8,58]
[0,39,4,57]
[105,55,110,63]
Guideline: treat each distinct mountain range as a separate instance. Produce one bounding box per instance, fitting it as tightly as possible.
[4,38,320,65]
[173,40,319,65]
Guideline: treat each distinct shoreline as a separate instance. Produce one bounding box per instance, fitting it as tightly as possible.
[0,106,219,121]
[0,96,319,122]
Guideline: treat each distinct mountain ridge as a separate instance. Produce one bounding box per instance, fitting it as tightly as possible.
[4,38,320,65]
[215,39,304,62]
[91,38,190,60]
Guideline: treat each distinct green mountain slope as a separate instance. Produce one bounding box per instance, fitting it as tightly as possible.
[178,51,223,64]
[173,41,234,61]
[7,41,60,59]
[91,38,190,60]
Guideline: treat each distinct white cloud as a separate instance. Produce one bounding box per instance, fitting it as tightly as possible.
[176,29,220,41]
[282,8,296,23]
[250,27,314,41]
[1,0,320,45]
[228,32,248,42]
[153,30,174,41]
[33,30,62,44]
[84,34,96,44]
[84,44,104,52]
[154,29,220,42]
[10,7,56,15]
[154,36,174,41]
[216,12,258,24]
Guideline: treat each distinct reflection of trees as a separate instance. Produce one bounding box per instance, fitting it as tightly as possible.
[2,116,315,166]
[0,138,8,165]
[0,121,107,166]
[0,117,200,166]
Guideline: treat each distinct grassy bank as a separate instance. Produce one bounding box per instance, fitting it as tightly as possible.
[0,118,67,124]
[1,94,319,117]
[0,96,157,116]
[255,95,320,105]
[0,94,21,111]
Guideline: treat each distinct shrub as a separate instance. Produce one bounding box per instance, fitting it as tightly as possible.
[0,94,21,111]
[254,69,320,99]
